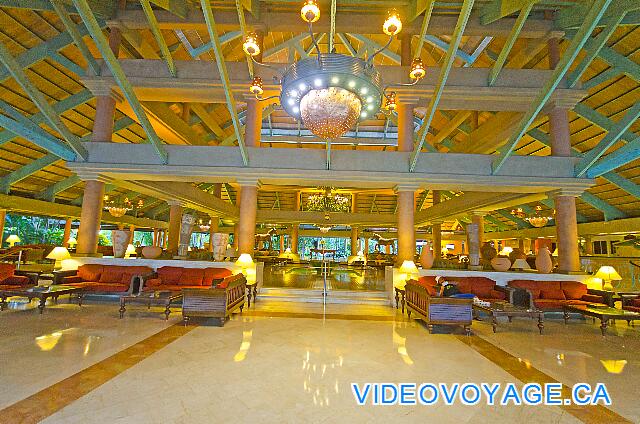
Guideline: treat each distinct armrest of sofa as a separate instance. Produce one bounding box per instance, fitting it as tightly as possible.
[53,269,78,285]
[622,294,640,307]
[138,272,158,292]
[587,289,614,307]
[13,271,39,285]
[581,293,605,304]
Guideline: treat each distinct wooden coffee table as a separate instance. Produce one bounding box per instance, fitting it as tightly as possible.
[473,302,544,334]
[563,304,640,336]
[119,291,182,320]
[0,285,83,314]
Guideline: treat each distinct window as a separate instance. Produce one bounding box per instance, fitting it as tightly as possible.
[593,240,608,255]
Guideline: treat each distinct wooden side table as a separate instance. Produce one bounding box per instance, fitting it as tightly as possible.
[394,286,406,314]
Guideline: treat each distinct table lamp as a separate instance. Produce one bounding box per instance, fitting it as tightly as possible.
[399,260,418,287]
[6,234,20,247]
[125,244,136,258]
[594,266,622,291]
[67,237,77,249]
[46,246,71,270]
[499,246,513,256]
[235,253,255,284]
[511,258,531,271]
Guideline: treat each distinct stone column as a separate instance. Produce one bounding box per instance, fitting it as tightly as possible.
[431,190,442,260]
[584,235,593,255]
[547,37,581,273]
[397,102,414,152]
[400,34,412,66]
[62,218,72,247]
[279,235,285,252]
[294,190,301,211]
[166,201,183,255]
[237,179,259,255]
[468,212,485,268]
[364,237,369,254]
[350,227,359,256]
[351,192,358,213]
[291,225,299,254]
[518,238,525,251]
[395,185,417,265]
[129,224,135,245]
[76,29,121,256]
[245,97,263,148]
[0,209,6,246]
[554,191,581,272]
[208,217,219,252]
[76,180,105,255]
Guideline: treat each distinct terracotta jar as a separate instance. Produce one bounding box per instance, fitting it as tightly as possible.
[480,242,497,263]
[141,246,163,259]
[111,230,131,258]
[535,247,553,274]
[420,245,434,269]
[509,248,527,263]
[490,256,511,272]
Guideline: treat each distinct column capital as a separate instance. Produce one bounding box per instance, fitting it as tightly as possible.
[166,199,185,207]
[236,177,262,188]
[471,211,488,217]
[430,220,444,225]
[549,188,583,198]
[393,183,421,193]
[86,80,123,102]
[75,171,111,183]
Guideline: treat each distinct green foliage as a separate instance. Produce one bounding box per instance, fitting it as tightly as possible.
[3,214,66,246]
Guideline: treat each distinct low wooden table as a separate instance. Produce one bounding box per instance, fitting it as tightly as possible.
[563,304,640,336]
[0,285,83,314]
[473,302,544,334]
[246,283,258,307]
[119,291,182,320]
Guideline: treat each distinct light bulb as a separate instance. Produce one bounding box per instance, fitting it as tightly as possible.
[242,32,261,56]
[383,9,402,36]
[301,0,320,23]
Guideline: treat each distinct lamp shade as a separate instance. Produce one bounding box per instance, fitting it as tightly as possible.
[46,246,71,261]
[594,266,622,281]
[511,258,531,270]
[235,253,254,268]
[6,234,20,244]
[498,246,513,256]
[399,260,418,274]
[125,244,136,256]
[67,236,77,247]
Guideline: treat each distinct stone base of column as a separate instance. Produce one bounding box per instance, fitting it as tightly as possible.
[71,253,104,258]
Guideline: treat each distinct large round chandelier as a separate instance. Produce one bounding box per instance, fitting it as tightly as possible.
[306,187,351,213]
[103,195,143,218]
[526,206,554,228]
[243,3,426,140]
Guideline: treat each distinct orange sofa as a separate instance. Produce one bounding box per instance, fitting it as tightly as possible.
[623,296,640,313]
[55,264,153,294]
[414,275,508,302]
[507,280,605,311]
[0,263,36,289]
[140,266,234,292]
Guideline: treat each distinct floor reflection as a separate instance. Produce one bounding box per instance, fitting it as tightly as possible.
[263,264,385,291]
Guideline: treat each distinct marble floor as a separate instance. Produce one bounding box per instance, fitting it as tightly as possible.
[0,296,638,423]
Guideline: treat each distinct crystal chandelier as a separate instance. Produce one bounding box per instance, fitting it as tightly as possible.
[319,226,331,234]
[526,206,554,228]
[511,208,526,219]
[199,219,211,232]
[103,196,143,218]
[306,187,351,213]
[243,2,426,139]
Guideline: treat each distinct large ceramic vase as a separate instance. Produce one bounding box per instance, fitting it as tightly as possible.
[141,245,162,259]
[509,248,527,263]
[111,230,131,258]
[480,242,497,263]
[177,214,196,257]
[211,233,230,261]
[535,247,553,274]
[490,256,511,272]
[420,245,434,269]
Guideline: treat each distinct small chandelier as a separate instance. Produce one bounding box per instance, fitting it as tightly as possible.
[306,187,351,213]
[104,196,143,218]
[511,208,526,219]
[319,226,331,234]
[243,3,426,140]
[526,206,554,228]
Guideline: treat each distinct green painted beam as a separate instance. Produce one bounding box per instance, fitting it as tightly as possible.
[35,174,81,201]
[263,34,309,59]
[556,0,639,30]
[580,191,627,221]
[587,135,640,178]
[602,172,640,199]
[566,11,626,88]
[336,33,356,56]
[72,0,168,164]
[200,0,248,165]
[594,45,640,81]
[0,154,59,194]
[409,0,475,172]
[491,0,612,174]
[484,214,509,231]
[149,0,188,19]
[0,41,88,160]
[49,0,101,75]
[575,100,640,177]
[574,103,637,145]
[495,209,530,229]
[0,0,115,18]
[480,0,535,25]
[488,2,534,86]
[347,34,401,63]
[413,0,436,58]
[141,0,177,77]
[538,198,587,223]
[0,104,77,160]
[329,0,336,53]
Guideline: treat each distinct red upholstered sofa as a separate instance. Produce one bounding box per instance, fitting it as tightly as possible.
[623,296,640,313]
[54,264,153,294]
[0,263,37,289]
[140,266,233,292]
[414,275,509,302]
[507,280,605,311]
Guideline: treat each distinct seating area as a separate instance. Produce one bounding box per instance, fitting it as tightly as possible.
[507,280,606,311]
[140,266,233,291]
[54,264,153,295]
[0,263,36,289]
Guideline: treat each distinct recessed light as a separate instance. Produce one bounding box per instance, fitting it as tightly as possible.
[314,78,323,87]
[331,76,339,84]
[299,83,307,91]
[348,80,356,88]
[288,98,295,106]
[360,87,368,94]
[292,106,299,113]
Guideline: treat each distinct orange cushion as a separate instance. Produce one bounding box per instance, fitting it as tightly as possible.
[84,283,128,293]
[533,299,567,309]
[508,280,541,299]
[624,305,640,313]
[120,273,134,285]
[157,267,183,284]
[540,288,566,300]
[99,268,124,283]
[77,264,103,281]
[180,268,204,285]
[145,278,162,288]
[203,268,233,286]
[417,276,437,287]
[61,276,83,285]
[0,263,16,280]
[632,298,640,307]
[2,275,31,285]
[449,277,495,297]
[561,281,587,300]
[217,278,230,289]
[488,289,506,300]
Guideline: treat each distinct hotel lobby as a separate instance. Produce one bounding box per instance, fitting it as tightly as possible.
[0,0,639,422]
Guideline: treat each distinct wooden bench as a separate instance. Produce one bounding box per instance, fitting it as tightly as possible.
[405,280,472,335]
[182,274,247,326]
